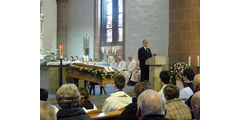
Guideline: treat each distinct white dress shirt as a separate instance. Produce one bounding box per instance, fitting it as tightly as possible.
[158,85,167,115]
[179,87,194,101]
[102,91,132,112]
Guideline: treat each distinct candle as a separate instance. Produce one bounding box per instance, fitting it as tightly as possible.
[114,49,117,55]
[60,44,63,59]
[197,56,200,67]
[188,56,191,67]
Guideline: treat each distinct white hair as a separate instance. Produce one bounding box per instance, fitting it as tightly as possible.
[137,89,165,116]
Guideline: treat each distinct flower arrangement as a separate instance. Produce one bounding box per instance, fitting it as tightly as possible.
[170,62,190,86]
[41,49,59,65]
[70,64,120,81]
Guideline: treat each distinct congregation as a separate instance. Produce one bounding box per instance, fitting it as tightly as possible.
[40,68,200,120]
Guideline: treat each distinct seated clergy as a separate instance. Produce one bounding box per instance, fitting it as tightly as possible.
[78,88,98,113]
[74,56,79,61]
[164,84,192,120]
[83,54,89,63]
[102,75,132,112]
[124,56,137,84]
[115,56,126,71]
[137,89,167,120]
[108,56,116,68]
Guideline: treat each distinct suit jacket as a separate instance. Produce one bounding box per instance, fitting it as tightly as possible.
[138,47,152,69]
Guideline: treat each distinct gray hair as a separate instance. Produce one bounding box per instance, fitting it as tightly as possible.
[56,84,81,109]
[142,39,148,43]
[137,89,164,116]
[40,101,56,120]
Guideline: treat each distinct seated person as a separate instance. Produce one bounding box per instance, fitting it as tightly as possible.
[179,68,195,101]
[40,101,56,120]
[83,54,89,63]
[191,91,200,120]
[40,88,58,113]
[74,56,79,61]
[158,70,171,115]
[108,56,116,68]
[164,84,192,120]
[114,56,126,71]
[102,75,132,112]
[69,56,74,62]
[137,89,167,120]
[124,56,137,84]
[186,74,200,110]
[63,56,68,62]
[78,88,97,112]
[56,84,91,120]
[118,81,151,120]
[185,74,200,119]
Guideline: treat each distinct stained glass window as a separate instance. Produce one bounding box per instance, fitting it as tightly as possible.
[102,0,123,44]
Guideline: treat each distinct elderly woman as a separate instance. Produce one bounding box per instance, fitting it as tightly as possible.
[56,84,91,120]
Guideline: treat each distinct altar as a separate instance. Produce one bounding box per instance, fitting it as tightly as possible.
[40,62,119,93]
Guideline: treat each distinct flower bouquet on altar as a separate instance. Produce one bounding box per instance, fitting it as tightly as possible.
[170,62,190,90]
[70,63,120,81]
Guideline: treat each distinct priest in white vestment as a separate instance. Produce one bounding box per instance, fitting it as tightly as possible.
[124,56,137,84]
[115,56,126,71]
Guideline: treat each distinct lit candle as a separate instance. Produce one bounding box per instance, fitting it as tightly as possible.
[188,56,191,67]
[197,56,200,67]
[60,44,63,59]
[114,49,117,55]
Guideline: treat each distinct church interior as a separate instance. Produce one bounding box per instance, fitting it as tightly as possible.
[40,0,200,119]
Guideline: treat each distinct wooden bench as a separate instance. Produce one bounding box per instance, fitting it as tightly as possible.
[87,107,125,120]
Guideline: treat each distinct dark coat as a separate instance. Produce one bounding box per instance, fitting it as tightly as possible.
[118,97,138,120]
[57,107,91,120]
[142,114,168,120]
[138,47,152,81]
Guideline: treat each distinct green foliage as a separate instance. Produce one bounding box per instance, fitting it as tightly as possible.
[70,64,120,81]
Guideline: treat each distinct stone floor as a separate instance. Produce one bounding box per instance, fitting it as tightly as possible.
[48,84,135,110]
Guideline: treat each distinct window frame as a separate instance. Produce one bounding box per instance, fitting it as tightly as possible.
[100,0,124,46]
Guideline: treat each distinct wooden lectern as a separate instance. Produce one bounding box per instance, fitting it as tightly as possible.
[146,56,167,91]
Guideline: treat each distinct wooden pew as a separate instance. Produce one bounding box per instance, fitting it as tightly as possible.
[87,107,125,120]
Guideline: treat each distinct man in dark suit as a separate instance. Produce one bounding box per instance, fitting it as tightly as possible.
[138,39,152,82]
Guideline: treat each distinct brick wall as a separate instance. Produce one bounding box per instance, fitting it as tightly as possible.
[169,0,200,72]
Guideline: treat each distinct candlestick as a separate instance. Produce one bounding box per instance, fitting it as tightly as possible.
[197,56,200,67]
[60,44,63,59]
[188,56,191,67]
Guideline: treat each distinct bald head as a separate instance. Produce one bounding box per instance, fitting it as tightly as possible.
[118,56,123,61]
[191,91,200,120]
[137,89,164,119]
[193,74,200,92]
